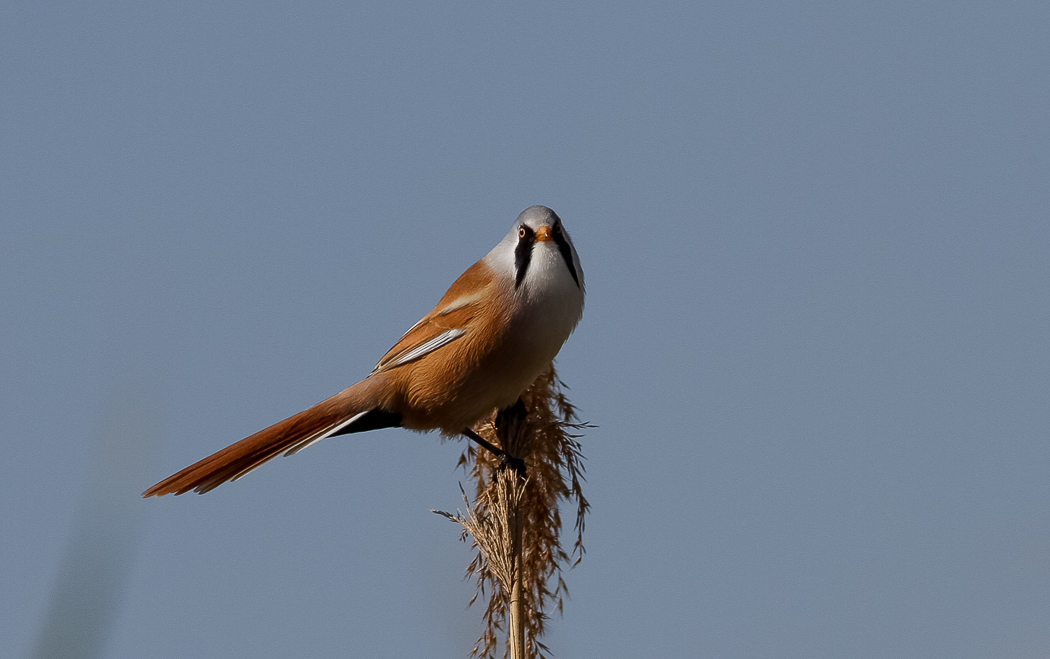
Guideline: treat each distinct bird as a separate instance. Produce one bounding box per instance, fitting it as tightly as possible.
[143,205,584,496]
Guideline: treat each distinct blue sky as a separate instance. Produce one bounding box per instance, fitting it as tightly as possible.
[2,2,1048,657]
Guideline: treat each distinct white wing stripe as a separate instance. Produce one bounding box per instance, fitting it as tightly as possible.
[389,328,465,367]
[437,291,481,315]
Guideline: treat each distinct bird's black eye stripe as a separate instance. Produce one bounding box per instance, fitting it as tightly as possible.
[550,225,580,288]
[514,225,534,289]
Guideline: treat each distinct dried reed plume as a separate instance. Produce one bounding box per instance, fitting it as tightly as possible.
[435,365,589,659]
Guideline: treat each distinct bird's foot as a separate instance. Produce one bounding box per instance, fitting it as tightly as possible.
[497,453,527,479]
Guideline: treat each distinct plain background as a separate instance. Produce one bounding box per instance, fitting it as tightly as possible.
[2,2,1048,658]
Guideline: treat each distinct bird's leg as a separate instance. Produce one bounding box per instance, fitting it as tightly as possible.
[462,398,529,477]
[495,398,529,430]
[461,427,508,461]
[494,398,529,477]
[461,427,527,477]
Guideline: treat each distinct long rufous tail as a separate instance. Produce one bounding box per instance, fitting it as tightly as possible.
[143,380,388,497]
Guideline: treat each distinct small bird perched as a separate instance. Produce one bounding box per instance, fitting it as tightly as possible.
[144,205,585,496]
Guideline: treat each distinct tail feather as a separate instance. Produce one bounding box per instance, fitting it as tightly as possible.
[144,384,376,497]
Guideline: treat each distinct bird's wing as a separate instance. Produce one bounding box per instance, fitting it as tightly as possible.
[373,259,495,373]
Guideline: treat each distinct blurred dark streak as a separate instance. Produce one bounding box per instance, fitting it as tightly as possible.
[30,380,162,659]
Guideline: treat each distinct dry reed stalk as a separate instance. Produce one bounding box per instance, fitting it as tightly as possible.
[435,365,589,659]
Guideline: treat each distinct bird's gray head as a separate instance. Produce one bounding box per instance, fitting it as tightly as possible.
[501,205,583,291]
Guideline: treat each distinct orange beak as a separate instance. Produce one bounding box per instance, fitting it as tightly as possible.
[534,226,552,242]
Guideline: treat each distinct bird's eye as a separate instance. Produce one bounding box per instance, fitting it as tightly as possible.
[518,226,527,239]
